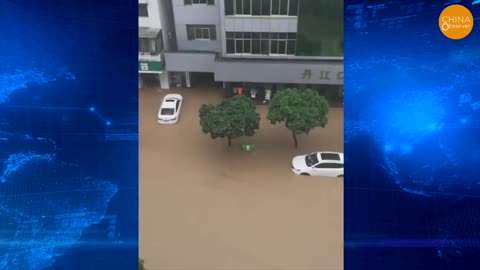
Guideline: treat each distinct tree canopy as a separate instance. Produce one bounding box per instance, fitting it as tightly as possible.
[267,88,329,148]
[199,95,260,146]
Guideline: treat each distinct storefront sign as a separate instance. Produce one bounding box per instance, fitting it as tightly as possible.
[302,69,344,81]
[213,60,344,85]
[139,61,163,73]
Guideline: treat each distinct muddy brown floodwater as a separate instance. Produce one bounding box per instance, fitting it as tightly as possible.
[140,86,344,270]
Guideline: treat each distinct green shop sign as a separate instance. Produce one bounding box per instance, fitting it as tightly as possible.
[139,61,163,73]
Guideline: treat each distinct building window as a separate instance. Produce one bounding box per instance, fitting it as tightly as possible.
[236,0,243,14]
[235,39,243,54]
[225,0,297,16]
[243,0,251,14]
[261,0,271,15]
[226,31,296,55]
[271,0,280,15]
[139,33,163,54]
[186,25,217,40]
[287,39,296,54]
[139,3,148,17]
[139,38,156,53]
[225,0,234,15]
[280,0,288,15]
[226,39,235,53]
[185,0,214,5]
[252,0,261,15]
[288,0,298,16]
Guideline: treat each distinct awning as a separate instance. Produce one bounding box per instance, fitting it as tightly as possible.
[139,27,161,39]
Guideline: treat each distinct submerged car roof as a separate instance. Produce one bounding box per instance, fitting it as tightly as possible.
[163,94,182,100]
[161,101,176,109]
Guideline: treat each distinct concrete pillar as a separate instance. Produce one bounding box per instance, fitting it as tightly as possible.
[139,74,143,89]
[185,72,191,88]
[159,72,170,89]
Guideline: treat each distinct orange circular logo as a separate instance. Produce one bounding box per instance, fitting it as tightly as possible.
[439,4,474,40]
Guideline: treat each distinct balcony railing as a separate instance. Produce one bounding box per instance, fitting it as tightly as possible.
[138,52,162,62]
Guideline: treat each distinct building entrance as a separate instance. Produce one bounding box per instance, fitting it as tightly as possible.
[169,72,218,88]
[189,72,216,88]
[139,73,161,88]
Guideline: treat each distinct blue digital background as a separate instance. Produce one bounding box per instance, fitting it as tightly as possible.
[345,0,480,269]
[0,1,138,269]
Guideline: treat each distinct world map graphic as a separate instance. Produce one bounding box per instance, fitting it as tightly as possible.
[0,69,118,270]
[345,46,480,262]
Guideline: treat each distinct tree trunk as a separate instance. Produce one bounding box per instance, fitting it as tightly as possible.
[227,136,232,147]
[292,132,298,148]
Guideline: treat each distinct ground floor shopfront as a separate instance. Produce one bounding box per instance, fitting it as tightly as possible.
[163,51,343,102]
[138,57,169,89]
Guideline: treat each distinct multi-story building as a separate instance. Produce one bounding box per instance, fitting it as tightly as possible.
[161,0,344,95]
[138,0,167,88]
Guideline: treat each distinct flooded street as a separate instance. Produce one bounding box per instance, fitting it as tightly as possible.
[139,86,344,270]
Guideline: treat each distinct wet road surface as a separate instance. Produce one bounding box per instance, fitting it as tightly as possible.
[140,86,344,270]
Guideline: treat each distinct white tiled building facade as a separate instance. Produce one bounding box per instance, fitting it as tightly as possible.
[141,0,344,93]
[138,0,167,88]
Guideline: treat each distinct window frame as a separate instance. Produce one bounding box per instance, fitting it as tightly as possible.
[139,38,157,54]
[139,3,149,17]
[279,0,288,15]
[225,31,295,56]
[225,0,297,16]
[269,32,295,55]
[252,0,261,15]
[235,0,243,14]
[235,39,244,54]
[186,0,214,5]
[226,38,235,54]
[243,38,252,54]
[225,0,234,15]
[243,0,251,15]
[186,25,195,40]
[252,39,261,54]
[271,0,280,15]
[288,0,298,16]
[186,25,217,40]
[278,40,286,54]
[286,39,296,55]
[261,0,271,15]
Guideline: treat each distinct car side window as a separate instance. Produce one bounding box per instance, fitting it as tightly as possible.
[315,163,343,169]
[176,100,180,111]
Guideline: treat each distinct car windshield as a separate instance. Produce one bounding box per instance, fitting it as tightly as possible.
[305,153,319,167]
[161,108,175,115]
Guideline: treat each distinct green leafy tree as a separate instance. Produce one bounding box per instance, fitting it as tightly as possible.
[200,95,260,146]
[139,259,145,270]
[267,88,329,148]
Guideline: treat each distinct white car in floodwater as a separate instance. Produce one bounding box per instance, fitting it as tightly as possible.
[292,152,344,177]
[158,94,183,124]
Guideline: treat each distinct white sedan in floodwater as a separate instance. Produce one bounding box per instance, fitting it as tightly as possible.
[158,94,183,124]
[292,152,344,177]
